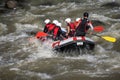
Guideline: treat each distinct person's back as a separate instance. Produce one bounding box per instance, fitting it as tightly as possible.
[65,18,76,37]
[53,26,60,40]
[47,23,55,34]
[43,23,52,33]
[68,22,76,37]
[43,19,51,33]
[47,20,58,35]
[53,23,65,41]
[75,12,93,36]
[76,18,88,36]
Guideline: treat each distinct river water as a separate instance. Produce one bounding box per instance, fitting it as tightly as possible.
[0,0,120,80]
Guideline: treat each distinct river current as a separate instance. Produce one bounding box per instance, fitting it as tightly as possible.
[0,0,120,80]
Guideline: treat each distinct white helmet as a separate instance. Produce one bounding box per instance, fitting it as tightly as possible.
[52,20,58,25]
[44,19,50,24]
[65,18,71,23]
[56,22,62,27]
[76,18,81,21]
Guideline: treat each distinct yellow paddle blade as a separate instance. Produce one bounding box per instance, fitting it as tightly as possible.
[101,36,117,42]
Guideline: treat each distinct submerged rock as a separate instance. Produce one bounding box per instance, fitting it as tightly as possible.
[101,2,120,8]
[92,20,106,27]
[5,0,17,9]
[5,0,29,9]
[0,0,29,14]
[110,14,120,19]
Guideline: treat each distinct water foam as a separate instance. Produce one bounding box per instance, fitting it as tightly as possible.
[0,32,28,42]
[91,14,120,22]
[24,71,52,79]
[0,23,8,35]
[15,23,39,32]
[25,39,56,62]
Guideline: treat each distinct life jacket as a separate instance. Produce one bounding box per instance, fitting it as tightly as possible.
[68,22,76,36]
[48,24,55,31]
[74,21,78,27]
[75,18,90,36]
[74,19,81,28]
[53,26,60,38]
[47,23,56,34]
[68,22,76,31]
[43,23,51,33]
[76,18,89,32]
[46,23,51,28]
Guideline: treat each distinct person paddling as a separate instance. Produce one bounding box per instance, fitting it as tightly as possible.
[43,19,52,33]
[46,20,58,35]
[75,12,94,36]
[52,22,66,41]
[74,12,95,50]
[42,19,58,40]
[65,18,76,37]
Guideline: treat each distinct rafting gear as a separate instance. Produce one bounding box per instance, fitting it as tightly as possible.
[65,18,71,23]
[44,19,51,24]
[83,12,89,17]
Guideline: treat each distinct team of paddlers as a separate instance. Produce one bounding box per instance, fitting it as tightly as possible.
[40,12,94,41]
[33,12,116,52]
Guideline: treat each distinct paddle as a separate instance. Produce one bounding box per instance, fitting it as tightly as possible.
[35,31,48,38]
[35,26,103,38]
[93,26,104,32]
[101,36,117,42]
[93,34,116,43]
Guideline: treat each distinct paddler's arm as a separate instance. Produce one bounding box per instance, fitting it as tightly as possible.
[88,21,94,35]
[66,26,70,36]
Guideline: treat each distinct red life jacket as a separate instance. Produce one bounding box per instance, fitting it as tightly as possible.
[46,23,51,28]
[68,22,76,36]
[47,24,56,34]
[53,26,59,37]
[48,24,55,31]
[44,23,52,33]
[68,22,76,31]
[74,20,81,28]
[74,21,78,27]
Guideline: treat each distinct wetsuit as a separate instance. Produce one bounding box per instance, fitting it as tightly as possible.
[75,18,93,36]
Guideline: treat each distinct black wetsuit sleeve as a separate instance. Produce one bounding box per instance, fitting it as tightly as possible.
[43,26,48,33]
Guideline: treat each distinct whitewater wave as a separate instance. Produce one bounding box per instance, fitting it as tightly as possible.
[0,23,8,35]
